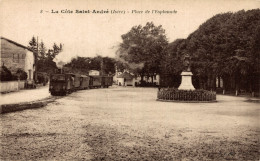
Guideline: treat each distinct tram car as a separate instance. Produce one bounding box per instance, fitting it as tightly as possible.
[49,72,113,96]
[102,76,113,88]
[80,75,90,89]
[89,75,102,88]
[49,73,75,96]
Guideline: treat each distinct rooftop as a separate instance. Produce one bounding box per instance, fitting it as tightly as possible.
[117,72,134,79]
[1,37,33,52]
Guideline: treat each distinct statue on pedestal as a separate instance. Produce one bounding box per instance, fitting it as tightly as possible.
[183,54,191,72]
[178,53,195,90]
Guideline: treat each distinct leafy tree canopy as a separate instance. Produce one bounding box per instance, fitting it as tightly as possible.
[65,56,116,75]
[117,22,168,76]
[28,37,63,75]
[160,9,260,91]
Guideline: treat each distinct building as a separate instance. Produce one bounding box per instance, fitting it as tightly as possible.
[117,72,135,86]
[134,74,160,86]
[113,71,122,84]
[1,37,35,80]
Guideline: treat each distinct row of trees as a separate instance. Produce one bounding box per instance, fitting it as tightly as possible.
[165,9,260,94]
[28,38,123,78]
[28,36,63,82]
[117,9,260,94]
[64,55,116,75]
[64,22,168,77]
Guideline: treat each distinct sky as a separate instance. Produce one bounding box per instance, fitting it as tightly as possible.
[1,0,259,62]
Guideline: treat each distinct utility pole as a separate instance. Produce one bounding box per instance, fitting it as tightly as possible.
[34,36,38,83]
[100,57,104,76]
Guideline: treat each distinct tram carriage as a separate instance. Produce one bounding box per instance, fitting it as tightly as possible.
[102,76,113,88]
[80,75,90,89]
[89,75,102,88]
[49,72,112,96]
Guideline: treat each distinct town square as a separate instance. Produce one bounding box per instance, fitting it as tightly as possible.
[1,0,259,160]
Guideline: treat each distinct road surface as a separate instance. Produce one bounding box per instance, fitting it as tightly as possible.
[1,86,259,160]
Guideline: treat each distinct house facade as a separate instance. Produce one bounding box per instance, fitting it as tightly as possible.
[117,72,135,86]
[113,71,122,84]
[134,74,160,86]
[1,37,35,80]
[113,67,160,86]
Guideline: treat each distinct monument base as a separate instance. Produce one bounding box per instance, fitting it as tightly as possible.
[178,71,195,90]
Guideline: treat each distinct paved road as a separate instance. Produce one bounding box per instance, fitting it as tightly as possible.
[1,86,259,160]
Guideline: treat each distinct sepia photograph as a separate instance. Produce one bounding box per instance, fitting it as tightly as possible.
[0,0,259,160]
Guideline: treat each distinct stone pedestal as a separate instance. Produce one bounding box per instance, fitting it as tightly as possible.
[178,71,195,90]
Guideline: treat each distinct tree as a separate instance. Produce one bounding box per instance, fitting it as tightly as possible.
[159,9,260,93]
[59,43,63,52]
[28,36,39,81]
[16,68,28,80]
[159,39,185,87]
[39,41,47,59]
[28,36,37,52]
[65,56,91,74]
[102,57,116,75]
[28,37,63,76]
[65,56,117,75]
[160,39,186,74]
[46,49,54,60]
[117,22,168,83]
[46,43,61,60]
[0,65,12,81]
[181,9,259,93]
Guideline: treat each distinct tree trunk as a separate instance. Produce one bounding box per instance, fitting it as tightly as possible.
[235,74,240,96]
[232,75,236,91]
[203,77,207,90]
[207,75,211,90]
[250,75,255,97]
[199,76,203,89]
[222,77,226,95]
[212,75,216,91]
[218,76,221,88]
[141,75,144,85]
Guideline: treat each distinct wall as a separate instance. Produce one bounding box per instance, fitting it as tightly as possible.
[113,71,122,83]
[125,79,134,86]
[24,50,34,80]
[0,81,25,93]
[117,78,134,86]
[1,39,26,72]
[117,78,124,86]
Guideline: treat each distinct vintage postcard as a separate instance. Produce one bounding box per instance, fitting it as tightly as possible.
[0,0,259,160]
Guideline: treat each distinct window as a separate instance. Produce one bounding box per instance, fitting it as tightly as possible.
[51,75,65,81]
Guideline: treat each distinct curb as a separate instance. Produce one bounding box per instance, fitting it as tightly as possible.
[0,97,57,114]
[156,99,217,103]
[244,99,260,103]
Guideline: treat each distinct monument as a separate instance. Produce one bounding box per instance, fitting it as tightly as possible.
[178,54,195,90]
[157,54,216,102]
